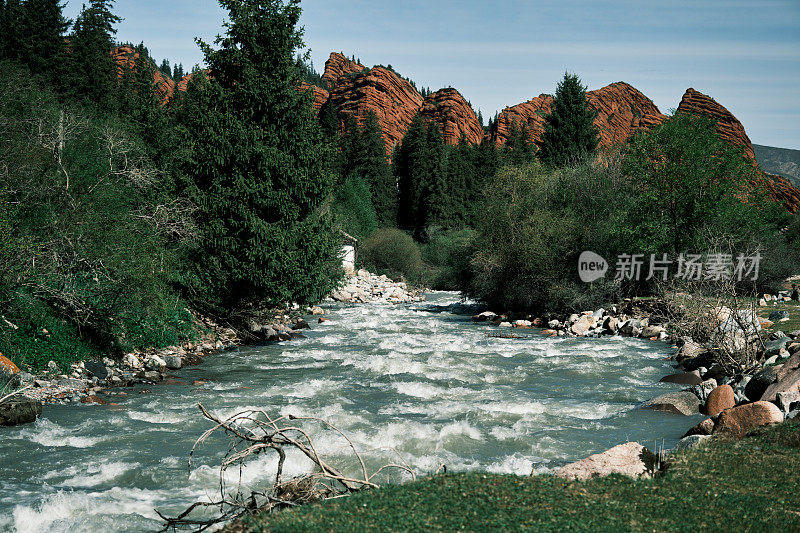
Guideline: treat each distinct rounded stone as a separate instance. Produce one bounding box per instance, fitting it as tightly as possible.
[704,384,735,416]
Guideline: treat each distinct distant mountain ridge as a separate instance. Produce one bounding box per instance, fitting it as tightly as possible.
[754,144,800,188]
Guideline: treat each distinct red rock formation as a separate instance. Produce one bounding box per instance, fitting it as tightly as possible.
[322,52,365,88]
[588,82,667,148]
[493,82,665,148]
[300,81,329,112]
[113,45,175,104]
[677,88,755,160]
[328,66,424,152]
[677,88,800,212]
[493,94,553,146]
[419,88,484,145]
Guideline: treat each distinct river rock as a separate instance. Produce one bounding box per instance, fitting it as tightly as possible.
[704,385,735,416]
[84,361,109,380]
[759,367,800,403]
[57,378,87,391]
[769,310,790,322]
[642,391,701,416]
[143,371,162,382]
[164,356,183,370]
[676,339,705,362]
[673,434,711,453]
[145,355,166,371]
[124,354,141,369]
[555,442,651,480]
[713,401,783,438]
[776,391,799,414]
[80,395,107,405]
[744,366,780,401]
[659,372,702,386]
[602,316,619,333]
[570,315,595,336]
[310,306,325,316]
[0,398,42,426]
[641,325,664,338]
[764,338,790,358]
[683,418,715,437]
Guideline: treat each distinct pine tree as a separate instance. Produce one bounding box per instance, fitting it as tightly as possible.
[537,72,599,167]
[172,62,184,80]
[358,111,396,227]
[176,0,339,311]
[0,0,24,61]
[158,58,171,78]
[503,120,535,165]
[65,0,121,108]
[17,0,70,78]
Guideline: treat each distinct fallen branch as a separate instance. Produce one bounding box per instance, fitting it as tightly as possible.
[157,403,415,532]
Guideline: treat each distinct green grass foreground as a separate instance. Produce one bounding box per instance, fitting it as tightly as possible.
[240,420,800,532]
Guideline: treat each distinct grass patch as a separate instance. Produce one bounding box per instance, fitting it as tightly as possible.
[758,299,800,336]
[240,420,800,532]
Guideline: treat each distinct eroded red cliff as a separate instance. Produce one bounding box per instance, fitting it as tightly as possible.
[493,82,665,148]
[328,66,424,152]
[677,88,755,160]
[419,88,484,146]
[322,52,366,88]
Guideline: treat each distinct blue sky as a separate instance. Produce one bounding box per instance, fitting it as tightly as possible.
[63,1,800,148]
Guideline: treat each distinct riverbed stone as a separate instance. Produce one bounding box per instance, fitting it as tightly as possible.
[555,442,651,480]
[0,398,41,426]
[704,385,735,416]
[164,356,183,370]
[642,391,701,416]
[641,325,664,338]
[769,310,790,322]
[145,355,166,371]
[84,361,109,380]
[776,391,799,414]
[760,367,800,403]
[80,395,107,405]
[56,378,87,391]
[683,418,715,437]
[744,365,780,401]
[659,372,702,386]
[713,401,783,438]
[143,371,162,382]
[673,434,712,453]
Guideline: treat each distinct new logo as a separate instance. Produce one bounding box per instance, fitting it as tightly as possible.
[578,251,608,283]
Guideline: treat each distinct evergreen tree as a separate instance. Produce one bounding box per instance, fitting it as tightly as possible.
[0,0,24,61]
[317,99,339,139]
[65,0,121,109]
[16,0,70,78]
[172,62,184,80]
[538,72,598,167]
[176,0,339,311]
[358,111,396,227]
[502,120,535,165]
[158,58,171,78]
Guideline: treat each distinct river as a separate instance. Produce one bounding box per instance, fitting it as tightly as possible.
[0,292,702,532]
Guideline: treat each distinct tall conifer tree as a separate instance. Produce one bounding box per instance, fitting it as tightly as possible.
[537,72,599,167]
[18,0,70,78]
[66,0,120,108]
[177,0,338,311]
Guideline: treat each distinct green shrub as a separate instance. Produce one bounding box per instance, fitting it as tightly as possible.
[422,228,477,291]
[332,174,378,240]
[360,228,431,286]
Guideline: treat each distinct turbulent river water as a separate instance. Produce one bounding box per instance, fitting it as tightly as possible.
[0,292,703,532]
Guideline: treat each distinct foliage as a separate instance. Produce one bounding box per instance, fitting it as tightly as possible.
[360,229,431,286]
[332,173,378,240]
[0,0,70,83]
[0,61,198,368]
[63,0,121,109]
[243,419,800,532]
[421,228,477,290]
[538,72,599,168]
[501,120,536,165]
[175,0,341,313]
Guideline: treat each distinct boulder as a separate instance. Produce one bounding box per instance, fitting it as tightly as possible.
[775,390,799,414]
[769,310,790,322]
[764,338,790,357]
[555,442,652,481]
[659,372,702,386]
[84,361,109,380]
[310,306,325,315]
[473,311,498,323]
[56,378,87,391]
[641,325,665,338]
[0,355,20,376]
[602,316,619,333]
[143,371,162,382]
[683,418,715,437]
[676,339,705,362]
[164,356,183,370]
[673,434,712,453]
[145,355,167,371]
[570,315,596,336]
[744,366,780,401]
[760,368,800,403]
[704,385,735,416]
[713,401,783,438]
[0,398,42,426]
[642,391,701,416]
[124,353,141,369]
[80,395,107,405]
[292,319,310,330]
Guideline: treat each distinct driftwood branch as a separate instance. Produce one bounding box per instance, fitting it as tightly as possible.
[158,403,415,532]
